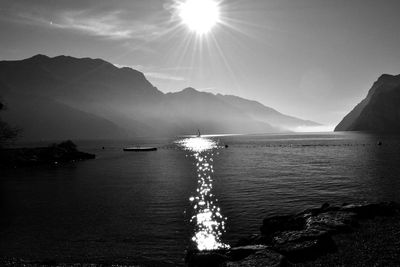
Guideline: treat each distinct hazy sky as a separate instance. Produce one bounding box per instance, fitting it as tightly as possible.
[1,0,400,126]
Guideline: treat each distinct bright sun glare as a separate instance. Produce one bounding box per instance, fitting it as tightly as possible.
[177,0,221,35]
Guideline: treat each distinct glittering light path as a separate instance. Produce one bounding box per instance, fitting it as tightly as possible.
[176,137,230,251]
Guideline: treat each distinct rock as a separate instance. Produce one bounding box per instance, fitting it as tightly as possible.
[299,203,340,218]
[273,228,330,245]
[305,211,358,233]
[320,202,330,211]
[260,215,305,237]
[226,249,286,267]
[235,234,266,247]
[260,204,344,237]
[227,245,269,261]
[272,229,336,262]
[188,202,400,266]
[340,202,400,219]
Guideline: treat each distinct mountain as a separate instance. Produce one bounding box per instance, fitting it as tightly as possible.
[0,55,319,141]
[164,88,276,134]
[2,93,129,141]
[335,74,400,133]
[215,94,319,130]
[0,54,163,139]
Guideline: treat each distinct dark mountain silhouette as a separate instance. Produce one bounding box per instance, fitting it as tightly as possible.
[0,55,319,141]
[335,74,400,133]
[2,92,129,140]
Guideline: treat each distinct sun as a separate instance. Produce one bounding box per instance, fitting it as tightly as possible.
[177,0,221,35]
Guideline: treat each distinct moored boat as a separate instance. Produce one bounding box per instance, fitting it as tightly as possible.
[123,147,157,152]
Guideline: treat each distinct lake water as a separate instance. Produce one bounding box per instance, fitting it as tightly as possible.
[1,132,400,266]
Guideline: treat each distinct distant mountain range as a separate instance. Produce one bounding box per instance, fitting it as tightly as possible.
[0,55,319,141]
[335,74,400,133]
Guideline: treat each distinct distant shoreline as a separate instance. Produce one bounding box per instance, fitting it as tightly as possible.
[0,140,95,168]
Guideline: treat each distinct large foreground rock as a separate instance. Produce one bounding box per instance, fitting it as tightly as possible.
[272,228,336,262]
[187,202,400,266]
[340,202,400,218]
[260,215,305,238]
[226,249,286,267]
[305,211,358,233]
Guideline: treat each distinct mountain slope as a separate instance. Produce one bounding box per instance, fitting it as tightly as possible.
[0,55,164,138]
[2,92,129,141]
[216,94,320,130]
[335,74,400,132]
[164,88,276,134]
[0,55,319,140]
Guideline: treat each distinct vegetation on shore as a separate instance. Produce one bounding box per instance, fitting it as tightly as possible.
[0,99,20,148]
[1,99,95,167]
[0,140,95,168]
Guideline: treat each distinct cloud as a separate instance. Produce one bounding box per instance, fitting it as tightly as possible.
[145,72,186,81]
[52,10,168,41]
[54,11,133,40]
[5,6,170,42]
[197,87,217,92]
[114,64,187,82]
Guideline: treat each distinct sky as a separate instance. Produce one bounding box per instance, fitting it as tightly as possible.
[1,0,400,127]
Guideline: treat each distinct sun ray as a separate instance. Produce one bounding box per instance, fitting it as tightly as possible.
[208,32,243,94]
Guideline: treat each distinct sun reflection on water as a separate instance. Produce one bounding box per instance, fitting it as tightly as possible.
[176,137,230,251]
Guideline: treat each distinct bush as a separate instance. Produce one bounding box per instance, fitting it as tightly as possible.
[56,140,77,152]
[0,100,20,148]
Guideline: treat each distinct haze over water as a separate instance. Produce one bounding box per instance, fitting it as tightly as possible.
[1,132,400,266]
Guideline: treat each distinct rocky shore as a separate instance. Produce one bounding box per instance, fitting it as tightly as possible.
[186,202,400,267]
[0,202,399,266]
[0,140,95,168]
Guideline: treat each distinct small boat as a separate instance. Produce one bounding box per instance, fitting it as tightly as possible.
[123,147,157,152]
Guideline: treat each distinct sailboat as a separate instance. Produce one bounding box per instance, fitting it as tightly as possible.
[197,129,201,137]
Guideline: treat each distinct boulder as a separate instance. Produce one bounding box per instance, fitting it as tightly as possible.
[226,249,286,267]
[235,234,266,247]
[340,202,400,218]
[272,228,336,262]
[188,202,400,266]
[227,245,269,261]
[260,215,305,237]
[298,203,340,218]
[305,211,358,233]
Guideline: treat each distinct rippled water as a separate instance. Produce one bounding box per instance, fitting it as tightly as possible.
[176,137,229,251]
[1,132,400,266]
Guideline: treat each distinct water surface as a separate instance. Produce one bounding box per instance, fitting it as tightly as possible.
[1,132,400,266]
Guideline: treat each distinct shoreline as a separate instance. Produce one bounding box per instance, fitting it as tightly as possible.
[1,202,399,266]
[187,201,400,266]
[0,140,95,168]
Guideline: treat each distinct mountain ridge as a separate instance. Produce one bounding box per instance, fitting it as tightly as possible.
[0,54,320,140]
[335,74,400,132]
